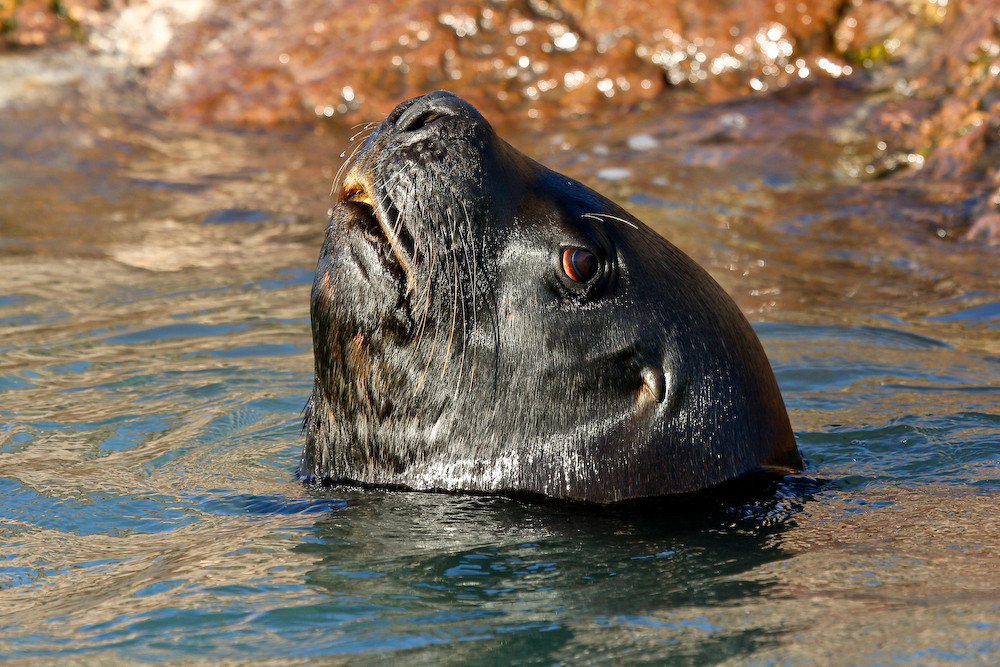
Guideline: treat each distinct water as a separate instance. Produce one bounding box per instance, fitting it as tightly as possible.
[2,50,1000,664]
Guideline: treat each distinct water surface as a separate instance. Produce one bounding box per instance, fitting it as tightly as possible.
[1,49,999,665]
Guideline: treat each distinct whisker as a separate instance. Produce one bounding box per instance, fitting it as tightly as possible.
[412,220,437,348]
[371,171,417,293]
[461,199,479,391]
[440,204,460,378]
[411,199,440,391]
[415,308,441,394]
[331,134,369,197]
[582,212,639,229]
[348,121,378,142]
[445,201,469,398]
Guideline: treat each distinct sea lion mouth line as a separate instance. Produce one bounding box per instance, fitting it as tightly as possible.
[341,178,416,292]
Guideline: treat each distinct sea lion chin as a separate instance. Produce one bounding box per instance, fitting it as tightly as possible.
[300,90,803,503]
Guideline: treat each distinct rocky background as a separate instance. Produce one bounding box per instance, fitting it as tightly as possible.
[3,0,999,241]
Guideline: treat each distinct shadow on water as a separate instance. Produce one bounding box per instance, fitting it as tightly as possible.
[288,475,821,663]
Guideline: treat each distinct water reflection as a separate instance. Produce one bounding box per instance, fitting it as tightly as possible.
[291,480,811,661]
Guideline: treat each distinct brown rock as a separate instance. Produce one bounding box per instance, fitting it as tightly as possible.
[1,0,107,49]
[146,0,859,124]
[963,211,1000,244]
[15,0,1000,242]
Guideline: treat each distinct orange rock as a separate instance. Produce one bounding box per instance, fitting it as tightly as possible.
[145,0,859,124]
[0,0,106,49]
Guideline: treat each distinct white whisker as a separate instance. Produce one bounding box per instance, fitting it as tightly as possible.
[441,204,460,378]
[582,212,638,229]
[331,133,369,197]
[457,198,478,393]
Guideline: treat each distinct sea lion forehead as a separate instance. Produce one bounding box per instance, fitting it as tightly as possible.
[510,167,646,260]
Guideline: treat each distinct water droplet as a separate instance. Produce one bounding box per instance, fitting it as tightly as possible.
[627,134,657,151]
[720,113,747,130]
[553,32,579,51]
[597,167,632,181]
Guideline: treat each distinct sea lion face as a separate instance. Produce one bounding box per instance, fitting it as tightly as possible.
[302,91,802,503]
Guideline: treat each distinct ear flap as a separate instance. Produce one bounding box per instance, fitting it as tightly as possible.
[640,365,666,404]
[638,359,685,417]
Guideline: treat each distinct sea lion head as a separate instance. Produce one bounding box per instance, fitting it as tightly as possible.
[301,90,802,503]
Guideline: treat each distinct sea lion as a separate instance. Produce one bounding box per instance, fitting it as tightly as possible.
[301,90,802,503]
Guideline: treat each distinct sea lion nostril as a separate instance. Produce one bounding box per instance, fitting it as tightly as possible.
[400,110,447,132]
[396,91,464,132]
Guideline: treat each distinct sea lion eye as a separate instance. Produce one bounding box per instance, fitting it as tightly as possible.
[561,247,598,283]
